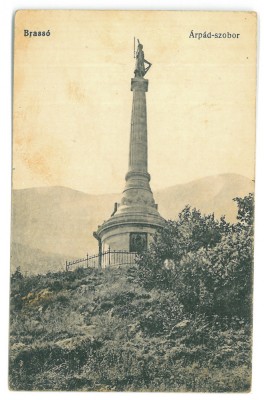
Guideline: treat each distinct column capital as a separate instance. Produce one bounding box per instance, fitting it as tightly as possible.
[131,78,148,92]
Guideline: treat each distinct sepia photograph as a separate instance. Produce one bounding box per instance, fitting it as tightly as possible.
[9,9,257,393]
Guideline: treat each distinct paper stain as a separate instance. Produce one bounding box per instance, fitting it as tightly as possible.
[23,148,53,183]
[68,81,86,103]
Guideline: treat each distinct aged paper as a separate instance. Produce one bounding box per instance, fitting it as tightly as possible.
[10,10,256,392]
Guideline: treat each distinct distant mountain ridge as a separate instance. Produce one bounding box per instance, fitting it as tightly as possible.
[11,173,254,274]
[155,173,254,221]
[11,242,71,276]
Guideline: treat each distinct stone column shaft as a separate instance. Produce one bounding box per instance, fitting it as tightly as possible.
[129,78,148,174]
[120,77,155,208]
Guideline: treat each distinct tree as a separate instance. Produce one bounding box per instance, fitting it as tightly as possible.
[137,194,254,320]
[234,193,254,227]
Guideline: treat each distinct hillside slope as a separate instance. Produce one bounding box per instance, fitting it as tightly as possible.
[9,265,251,392]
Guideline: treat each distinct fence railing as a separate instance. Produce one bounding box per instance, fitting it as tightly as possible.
[65,248,138,271]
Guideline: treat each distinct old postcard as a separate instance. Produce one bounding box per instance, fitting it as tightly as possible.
[10,10,257,392]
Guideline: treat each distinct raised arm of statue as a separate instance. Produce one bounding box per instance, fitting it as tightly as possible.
[134,40,152,78]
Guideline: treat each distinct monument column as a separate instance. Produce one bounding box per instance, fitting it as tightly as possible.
[94,39,164,261]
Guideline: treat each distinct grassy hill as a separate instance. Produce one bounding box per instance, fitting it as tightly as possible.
[9,192,253,392]
[9,264,251,392]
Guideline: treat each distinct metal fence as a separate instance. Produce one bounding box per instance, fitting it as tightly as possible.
[65,248,138,271]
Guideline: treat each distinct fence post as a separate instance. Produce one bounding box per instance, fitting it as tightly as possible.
[98,239,102,269]
[108,246,111,267]
[65,261,68,272]
[86,253,89,268]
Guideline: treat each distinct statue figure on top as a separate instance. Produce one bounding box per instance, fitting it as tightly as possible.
[134,39,152,78]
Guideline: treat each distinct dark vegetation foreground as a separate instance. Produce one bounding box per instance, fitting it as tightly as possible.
[9,194,253,392]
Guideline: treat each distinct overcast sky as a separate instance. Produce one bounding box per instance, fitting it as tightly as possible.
[13,10,256,194]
